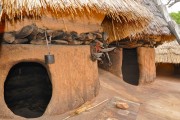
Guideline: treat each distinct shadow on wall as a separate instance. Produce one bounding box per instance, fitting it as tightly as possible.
[0,20,5,53]
[122,48,139,85]
[156,63,180,77]
[4,62,52,118]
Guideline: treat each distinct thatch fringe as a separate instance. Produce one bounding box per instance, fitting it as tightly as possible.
[1,0,152,22]
[0,0,153,44]
[100,0,153,43]
[155,40,180,63]
[102,16,151,43]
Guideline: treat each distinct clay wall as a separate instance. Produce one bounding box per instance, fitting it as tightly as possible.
[0,44,99,119]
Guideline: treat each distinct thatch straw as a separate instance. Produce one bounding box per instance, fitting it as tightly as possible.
[133,0,175,42]
[0,0,151,21]
[101,0,153,43]
[0,0,153,44]
[155,40,180,63]
[102,16,151,43]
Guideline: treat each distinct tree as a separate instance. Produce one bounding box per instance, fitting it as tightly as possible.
[166,0,180,7]
[170,11,180,24]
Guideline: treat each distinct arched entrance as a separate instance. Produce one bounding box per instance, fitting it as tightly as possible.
[4,62,52,118]
[122,48,140,85]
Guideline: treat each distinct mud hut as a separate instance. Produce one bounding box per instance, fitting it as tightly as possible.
[99,0,177,85]
[0,0,153,119]
[155,40,180,76]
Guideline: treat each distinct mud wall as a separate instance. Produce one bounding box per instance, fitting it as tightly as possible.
[98,48,123,78]
[156,63,180,76]
[0,44,99,119]
[137,47,156,85]
[156,63,174,76]
[99,47,156,85]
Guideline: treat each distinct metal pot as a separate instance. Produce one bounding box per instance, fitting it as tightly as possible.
[44,54,55,64]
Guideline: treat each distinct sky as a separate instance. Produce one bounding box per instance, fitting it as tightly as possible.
[162,0,180,13]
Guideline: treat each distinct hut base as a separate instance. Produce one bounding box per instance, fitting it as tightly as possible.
[0,44,99,119]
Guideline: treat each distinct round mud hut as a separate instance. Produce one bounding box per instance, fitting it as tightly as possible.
[155,40,180,76]
[0,0,152,119]
[99,0,177,85]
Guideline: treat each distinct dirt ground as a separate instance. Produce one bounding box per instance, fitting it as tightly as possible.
[3,69,180,120]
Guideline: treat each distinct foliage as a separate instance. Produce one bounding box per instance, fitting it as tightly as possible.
[170,11,180,24]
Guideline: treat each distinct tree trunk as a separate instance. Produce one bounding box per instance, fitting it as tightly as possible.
[155,0,180,44]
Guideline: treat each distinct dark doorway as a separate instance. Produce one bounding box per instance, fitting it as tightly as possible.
[4,62,52,118]
[122,48,139,85]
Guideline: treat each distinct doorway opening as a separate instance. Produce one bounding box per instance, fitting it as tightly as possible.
[122,48,139,85]
[4,62,52,118]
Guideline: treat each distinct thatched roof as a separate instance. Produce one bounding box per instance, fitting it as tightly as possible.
[0,0,152,21]
[155,25,180,64]
[0,0,152,42]
[134,0,175,42]
[101,0,153,43]
[155,40,180,64]
[155,25,180,63]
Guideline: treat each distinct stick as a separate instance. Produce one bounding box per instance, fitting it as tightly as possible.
[62,115,72,120]
[62,99,109,120]
[86,99,109,111]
